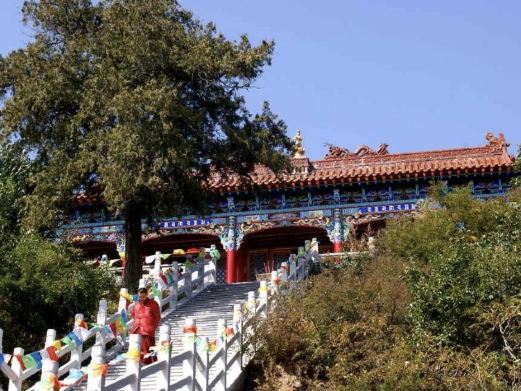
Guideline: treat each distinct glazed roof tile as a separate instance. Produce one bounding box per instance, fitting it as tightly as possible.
[208,132,515,191]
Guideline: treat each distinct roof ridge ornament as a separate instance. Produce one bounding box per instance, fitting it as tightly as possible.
[485,132,509,152]
[292,129,306,158]
[324,143,389,159]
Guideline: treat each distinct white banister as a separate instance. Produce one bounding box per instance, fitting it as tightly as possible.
[280,262,288,283]
[117,290,128,347]
[86,344,106,391]
[40,359,59,391]
[270,270,279,295]
[210,260,217,285]
[289,256,297,279]
[216,318,227,391]
[154,324,170,390]
[70,314,84,370]
[198,260,205,289]
[126,334,141,391]
[0,244,315,390]
[230,305,242,377]
[184,266,192,300]
[169,262,179,311]
[8,347,23,391]
[182,318,196,391]
[154,251,162,275]
[95,299,108,358]
[258,281,268,317]
[200,336,210,389]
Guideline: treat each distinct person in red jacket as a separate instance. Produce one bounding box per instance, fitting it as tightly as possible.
[131,287,161,364]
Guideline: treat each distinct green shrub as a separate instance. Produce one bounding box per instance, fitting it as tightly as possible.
[0,234,117,353]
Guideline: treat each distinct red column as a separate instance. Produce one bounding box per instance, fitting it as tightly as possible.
[236,246,248,282]
[333,241,343,253]
[226,249,237,284]
[235,247,243,282]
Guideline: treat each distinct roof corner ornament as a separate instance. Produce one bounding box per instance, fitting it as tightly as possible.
[292,129,306,158]
[486,132,509,151]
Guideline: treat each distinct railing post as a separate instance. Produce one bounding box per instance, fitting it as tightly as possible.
[169,261,179,311]
[210,260,217,285]
[198,260,205,290]
[310,237,320,263]
[154,250,162,275]
[87,345,106,391]
[289,257,297,280]
[40,329,58,377]
[184,264,192,300]
[289,257,297,290]
[156,325,171,390]
[40,358,59,391]
[95,299,108,358]
[259,281,269,318]
[270,270,279,295]
[216,319,227,391]
[8,347,23,391]
[182,318,196,391]
[297,246,306,277]
[70,313,84,370]
[126,334,141,391]
[201,336,210,390]
[232,304,243,373]
[280,262,288,283]
[118,290,129,346]
[247,291,256,319]
[154,281,163,316]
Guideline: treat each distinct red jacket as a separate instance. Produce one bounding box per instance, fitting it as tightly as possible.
[131,298,161,337]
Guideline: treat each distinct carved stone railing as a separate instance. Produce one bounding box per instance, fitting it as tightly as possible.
[80,239,318,391]
[0,255,217,391]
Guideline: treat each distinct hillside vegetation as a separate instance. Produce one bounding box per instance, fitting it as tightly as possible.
[247,187,521,390]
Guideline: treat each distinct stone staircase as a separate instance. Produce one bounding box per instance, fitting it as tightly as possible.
[75,281,259,390]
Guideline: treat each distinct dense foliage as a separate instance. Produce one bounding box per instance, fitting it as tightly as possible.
[0,145,115,354]
[0,0,292,289]
[247,187,521,390]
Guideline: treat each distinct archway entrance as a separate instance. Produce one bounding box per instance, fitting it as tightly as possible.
[238,225,332,281]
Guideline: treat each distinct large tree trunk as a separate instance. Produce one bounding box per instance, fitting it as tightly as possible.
[124,204,143,291]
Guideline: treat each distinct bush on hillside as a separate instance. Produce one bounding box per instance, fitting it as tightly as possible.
[246,187,521,390]
[0,234,116,353]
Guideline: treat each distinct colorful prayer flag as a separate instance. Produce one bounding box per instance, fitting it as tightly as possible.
[109,323,118,338]
[61,335,76,349]
[14,354,26,370]
[52,340,62,351]
[47,346,59,361]
[68,331,82,347]
[120,309,128,324]
[158,273,168,287]
[22,354,37,370]
[116,315,127,334]
[29,352,42,369]
[104,325,115,339]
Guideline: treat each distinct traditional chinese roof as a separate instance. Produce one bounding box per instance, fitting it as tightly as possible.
[208,132,515,192]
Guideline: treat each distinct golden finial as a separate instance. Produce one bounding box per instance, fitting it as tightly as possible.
[292,129,306,158]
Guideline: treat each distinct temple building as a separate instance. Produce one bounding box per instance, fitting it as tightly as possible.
[61,131,517,283]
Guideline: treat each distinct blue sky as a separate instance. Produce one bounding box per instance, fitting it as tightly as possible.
[1,0,520,159]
